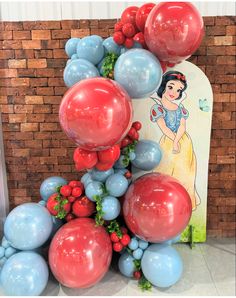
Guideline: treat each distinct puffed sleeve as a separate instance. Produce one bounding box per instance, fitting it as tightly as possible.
[180,105,189,120]
[150,104,166,122]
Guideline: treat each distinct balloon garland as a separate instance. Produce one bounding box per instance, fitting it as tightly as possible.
[0,2,204,295]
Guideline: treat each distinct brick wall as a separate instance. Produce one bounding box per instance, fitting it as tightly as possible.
[0,17,235,237]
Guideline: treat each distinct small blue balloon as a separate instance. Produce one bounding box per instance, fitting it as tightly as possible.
[114,155,129,169]
[38,200,46,207]
[65,38,80,58]
[141,244,183,288]
[133,248,143,260]
[63,58,100,87]
[138,239,149,250]
[1,237,10,249]
[4,203,53,250]
[114,168,128,175]
[77,35,104,65]
[105,174,128,197]
[120,42,143,54]
[129,152,136,161]
[97,58,105,76]
[4,246,17,259]
[71,53,78,60]
[81,173,93,187]
[1,251,49,296]
[128,237,139,250]
[114,49,162,98]
[131,140,162,171]
[40,176,67,201]
[118,252,136,278]
[0,246,5,259]
[103,37,121,55]
[85,181,104,201]
[91,168,114,183]
[101,196,121,220]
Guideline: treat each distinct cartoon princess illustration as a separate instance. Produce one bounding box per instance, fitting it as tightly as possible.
[150,71,200,210]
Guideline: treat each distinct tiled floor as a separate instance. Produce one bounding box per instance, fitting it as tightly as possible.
[1,238,235,296]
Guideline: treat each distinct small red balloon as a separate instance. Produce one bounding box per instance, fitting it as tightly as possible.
[123,173,192,243]
[49,218,112,288]
[95,161,114,171]
[98,144,120,164]
[73,147,98,170]
[114,21,124,32]
[72,196,95,217]
[113,31,125,45]
[124,37,134,49]
[121,6,139,26]
[144,2,204,64]
[59,78,133,151]
[135,3,155,32]
[122,23,136,38]
[133,32,146,48]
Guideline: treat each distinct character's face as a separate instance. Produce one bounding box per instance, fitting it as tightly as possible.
[163,80,185,101]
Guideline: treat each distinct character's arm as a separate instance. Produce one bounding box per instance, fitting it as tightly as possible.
[157,118,176,141]
[174,118,186,144]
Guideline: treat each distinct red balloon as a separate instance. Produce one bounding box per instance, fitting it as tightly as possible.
[144,2,204,64]
[113,31,125,45]
[59,78,133,151]
[73,147,98,170]
[123,173,192,242]
[122,23,136,38]
[49,218,112,288]
[121,6,139,26]
[72,196,95,217]
[133,32,147,48]
[135,3,155,32]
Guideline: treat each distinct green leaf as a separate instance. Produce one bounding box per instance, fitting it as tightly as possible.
[133,259,141,271]
[138,276,152,292]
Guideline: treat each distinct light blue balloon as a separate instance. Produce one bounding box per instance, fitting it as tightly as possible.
[114,168,128,175]
[85,181,104,201]
[1,237,10,249]
[4,247,17,259]
[1,251,49,296]
[0,257,7,268]
[118,252,136,278]
[101,196,121,220]
[81,173,93,187]
[0,246,5,259]
[114,155,129,169]
[63,58,100,87]
[71,53,78,60]
[141,244,183,288]
[97,58,105,76]
[77,35,104,65]
[133,248,143,260]
[105,174,128,197]
[128,237,139,250]
[38,200,46,207]
[91,168,114,183]
[138,239,149,250]
[40,176,67,201]
[131,140,162,171]
[114,49,163,98]
[129,152,136,161]
[120,42,143,54]
[103,37,121,55]
[65,38,80,58]
[4,203,53,250]
[163,234,181,245]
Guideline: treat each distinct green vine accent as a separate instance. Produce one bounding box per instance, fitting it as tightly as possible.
[133,259,141,271]
[122,140,138,166]
[54,194,69,219]
[138,276,152,292]
[101,53,119,79]
[94,195,105,226]
[106,220,122,238]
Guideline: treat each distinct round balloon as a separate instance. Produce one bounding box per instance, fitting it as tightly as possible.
[40,176,67,201]
[59,77,133,151]
[141,244,183,287]
[114,49,162,98]
[4,203,53,250]
[144,2,204,64]
[65,38,80,58]
[135,3,155,32]
[118,252,136,277]
[77,35,104,65]
[0,251,49,296]
[103,37,121,55]
[63,59,99,87]
[131,139,162,171]
[49,218,112,288]
[123,173,192,242]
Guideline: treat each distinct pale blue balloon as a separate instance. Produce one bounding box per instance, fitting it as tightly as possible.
[40,176,67,201]
[138,239,149,250]
[128,237,139,250]
[1,237,10,249]
[131,140,162,171]
[103,37,121,55]
[81,173,93,187]
[91,168,114,183]
[38,200,46,207]
[114,155,129,169]
[85,181,104,201]
[114,168,128,175]
[0,246,5,259]
[133,248,143,260]
[101,196,121,220]
[120,42,143,54]
[63,58,100,87]
[118,252,136,278]
[65,38,80,57]
[114,49,163,98]
[4,203,53,250]
[71,53,78,60]
[141,244,183,288]
[105,174,128,197]
[4,247,17,259]
[1,251,49,296]
[77,35,104,65]
[97,58,105,76]
[0,257,7,268]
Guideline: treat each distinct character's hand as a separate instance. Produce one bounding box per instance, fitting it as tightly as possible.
[173,141,180,154]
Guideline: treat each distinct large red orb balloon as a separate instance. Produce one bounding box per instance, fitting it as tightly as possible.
[135,3,155,32]
[144,2,204,64]
[49,218,112,288]
[123,173,192,242]
[59,78,133,151]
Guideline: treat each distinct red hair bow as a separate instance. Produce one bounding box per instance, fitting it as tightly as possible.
[171,73,186,81]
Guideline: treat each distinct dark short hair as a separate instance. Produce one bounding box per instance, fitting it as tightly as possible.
[157,71,187,100]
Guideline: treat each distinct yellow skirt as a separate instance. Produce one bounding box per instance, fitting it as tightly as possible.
[154,133,200,210]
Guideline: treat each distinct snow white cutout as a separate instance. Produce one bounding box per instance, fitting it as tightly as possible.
[150,71,200,210]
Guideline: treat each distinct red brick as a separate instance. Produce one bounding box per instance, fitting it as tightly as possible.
[14,105,33,114]
[0,69,17,78]
[27,114,45,122]
[13,31,31,40]
[40,123,58,131]
[0,50,14,59]
[34,50,53,59]
[226,25,236,36]
[30,78,48,87]
[36,87,54,95]
[0,31,13,40]
[55,87,67,95]
[41,40,60,49]
[2,40,22,49]
[215,16,236,26]
[40,157,58,165]
[22,40,41,49]
[32,30,51,40]
[9,114,26,123]
[25,96,43,104]
[52,30,71,39]
[47,59,66,68]
[222,84,236,93]
[225,46,236,55]
[15,49,34,59]
[28,59,47,68]
[11,78,30,87]
[8,59,26,68]
[53,49,67,58]
[18,69,36,78]
[4,22,23,31]
[61,20,80,29]
[71,29,90,38]
[36,68,55,78]
[214,36,234,46]
[0,96,7,104]
[23,21,61,30]
[0,105,14,113]
[25,140,42,148]
[206,26,226,36]
[21,123,39,132]
[217,56,235,65]
[48,78,64,86]
[33,105,52,113]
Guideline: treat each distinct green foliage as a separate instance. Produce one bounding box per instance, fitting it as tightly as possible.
[94,195,105,226]
[138,276,152,292]
[121,140,138,166]
[133,259,141,271]
[101,53,119,79]
[53,194,69,219]
[106,220,122,238]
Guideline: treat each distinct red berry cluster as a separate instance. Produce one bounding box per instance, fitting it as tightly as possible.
[46,181,95,220]
[121,121,142,148]
[110,227,131,252]
[74,144,120,172]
